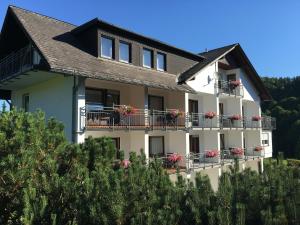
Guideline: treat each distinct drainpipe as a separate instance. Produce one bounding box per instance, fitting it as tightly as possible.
[72,76,77,143]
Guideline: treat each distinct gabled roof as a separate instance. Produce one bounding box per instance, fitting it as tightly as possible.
[0,5,195,93]
[177,44,237,83]
[178,44,272,100]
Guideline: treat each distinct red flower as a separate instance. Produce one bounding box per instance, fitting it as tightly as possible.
[254,146,264,152]
[167,110,184,118]
[115,105,137,116]
[121,159,130,168]
[252,116,262,121]
[205,111,216,119]
[231,147,244,155]
[205,150,219,158]
[230,114,242,121]
[229,80,241,87]
[167,153,183,163]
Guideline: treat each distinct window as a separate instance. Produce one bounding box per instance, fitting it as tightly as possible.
[22,94,29,112]
[227,74,236,82]
[111,137,121,159]
[148,95,164,111]
[86,88,120,107]
[149,136,164,156]
[262,133,269,146]
[101,36,114,59]
[189,135,199,154]
[119,41,130,63]
[143,48,153,68]
[157,52,166,71]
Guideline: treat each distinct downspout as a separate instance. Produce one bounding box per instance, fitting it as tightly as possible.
[72,75,77,143]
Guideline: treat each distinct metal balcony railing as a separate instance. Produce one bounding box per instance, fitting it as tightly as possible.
[149,109,187,130]
[84,105,149,130]
[261,116,276,130]
[216,80,244,97]
[220,115,244,129]
[189,113,219,129]
[0,45,39,80]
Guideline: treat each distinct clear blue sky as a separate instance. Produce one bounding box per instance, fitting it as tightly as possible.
[1,0,300,77]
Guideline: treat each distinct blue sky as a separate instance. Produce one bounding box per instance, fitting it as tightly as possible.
[1,0,300,77]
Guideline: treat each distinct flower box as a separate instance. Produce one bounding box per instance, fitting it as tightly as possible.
[205,150,219,158]
[115,105,137,116]
[254,146,264,152]
[167,153,183,163]
[205,111,216,119]
[230,147,244,156]
[166,110,184,119]
[252,115,262,121]
[229,80,241,88]
[229,114,242,121]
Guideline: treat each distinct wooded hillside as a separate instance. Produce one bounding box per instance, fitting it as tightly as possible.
[262,76,300,158]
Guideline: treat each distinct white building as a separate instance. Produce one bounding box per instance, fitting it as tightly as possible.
[0,6,275,179]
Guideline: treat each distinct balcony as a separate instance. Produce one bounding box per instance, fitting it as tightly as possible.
[243,116,276,130]
[189,113,219,129]
[216,80,244,97]
[220,115,244,129]
[83,105,187,130]
[0,45,39,80]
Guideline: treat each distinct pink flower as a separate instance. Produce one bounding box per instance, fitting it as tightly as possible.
[231,147,244,156]
[121,159,130,168]
[205,150,219,158]
[167,153,183,163]
[252,116,262,121]
[230,114,242,121]
[205,111,216,119]
[254,146,264,152]
[229,80,241,87]
[115,105,137,116]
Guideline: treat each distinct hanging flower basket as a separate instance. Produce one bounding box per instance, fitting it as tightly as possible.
[229,80,241,88]
[252,115,262,121]
[205,150,219,158]
[229,114,242,121]
[230,147,244,156]
[115,105,137,116]
[205,111,216,119]
[254,146,264,152]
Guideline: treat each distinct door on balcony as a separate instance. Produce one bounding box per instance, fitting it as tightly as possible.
[189,100,198,126]
[189,135,199,154]
[86,88,120,108]
[220,133,225,150]
[227,74,236,82]
[149,136,165,156]
[148,95,164,111]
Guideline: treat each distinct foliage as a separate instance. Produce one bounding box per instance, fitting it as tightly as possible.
[0,110,300,225]
[262,76,300,158]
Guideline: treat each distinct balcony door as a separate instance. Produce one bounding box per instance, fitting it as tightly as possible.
[189,100,199,126]
[149,136,164,156]
[189,135,199,154]
[227,74,236,82]
[220,133,225,150]
[86,88,120,108]
[148,95,164,111]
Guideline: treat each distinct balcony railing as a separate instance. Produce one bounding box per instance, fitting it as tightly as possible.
[216,80,244,97]
[0,45,39,80]
[81,105,276,131]
[189,113,219,129]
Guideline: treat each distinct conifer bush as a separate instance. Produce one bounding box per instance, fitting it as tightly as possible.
[0,110,299,225]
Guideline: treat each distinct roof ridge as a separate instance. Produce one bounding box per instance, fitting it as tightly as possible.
[198,43,238,55]
[8,5,77,28]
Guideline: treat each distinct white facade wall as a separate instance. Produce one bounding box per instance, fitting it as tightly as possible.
[11,75,73,141]
[186,62,217,94]
[262,131,273,158]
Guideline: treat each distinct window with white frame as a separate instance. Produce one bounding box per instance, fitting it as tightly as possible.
[101,36,114,59]
[143,48,153,68]
[157,52,166,71]
[119,41,130,63]
[261,133,269,146]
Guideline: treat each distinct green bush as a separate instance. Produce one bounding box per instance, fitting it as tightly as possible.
[0,110,300,225]
[287,158,300,167]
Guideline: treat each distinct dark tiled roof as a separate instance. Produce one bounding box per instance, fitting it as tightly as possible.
[8,6,195,93]
[177,44,237,83]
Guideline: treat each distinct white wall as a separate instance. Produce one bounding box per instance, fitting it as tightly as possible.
[224,131,243,148]
[240,69,260,102]
[11,75,73,141]
[186,62,217,94]
[262,131,273,158]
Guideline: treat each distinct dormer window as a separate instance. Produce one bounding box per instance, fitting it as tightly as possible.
[101,36,114,59]
[143,48,153,68]
[157,52,166,71]
[119,41,130,63]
